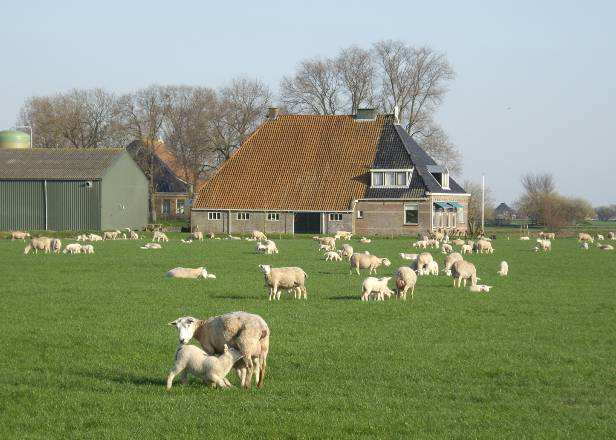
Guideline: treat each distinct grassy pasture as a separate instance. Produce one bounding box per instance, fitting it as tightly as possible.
[1,234,615,439]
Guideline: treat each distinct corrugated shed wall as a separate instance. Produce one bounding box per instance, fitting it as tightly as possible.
[0,180,45,230]
[47,181,101,230]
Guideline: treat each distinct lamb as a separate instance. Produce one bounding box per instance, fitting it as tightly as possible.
[324,251,342,261]
[543,232,556,240]
[597,234,605,241]
[414,252,434,273]
[360,237,371,244]
[153,231,169,242]
[608,232,615,240]
[452,239,465,246]
[537,238,552,251]
[426,239,440,249]
[349,253,391,275]
[335,230,353,240]
[361,277,394,301]
[259,265,308,300]
[319,243,335,252]
[443,252,464,275]
[165,267,216,279]
[169,312,270,389]
[418,260,438,276]
[81,244,94,254]
[256,240,278,255]
[76,234,88,242]
[340,244,354,260]
[497,261,509,276]
[598,244,614,251]
[469,284,492,293]
[313,236,336,249]
[128,230,139,240]
[63,243,82,254]
[166,343,244,390]
[578,232,594,243]
[88,233,103,241]
[23,237,51,255]
[451,260,478,288]
[252,230,267,241]
[399,253,418,261]
[394,267,417,300]
[190,231,204,241]
[50,238,62,254]
[103,231,120,240]
[520,236,530,241]
[441,243,453,254]
[10,231,30,240]
[580,242,589,250]
[461,244,473,255]
[140,242,162,250]
[413,240,428,249]
[226,235,241,240]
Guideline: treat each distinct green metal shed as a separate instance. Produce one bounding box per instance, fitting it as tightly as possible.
[0,149,149,231]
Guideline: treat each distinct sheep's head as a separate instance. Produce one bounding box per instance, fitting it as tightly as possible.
[199,268,208,279]
[381,258,391,267]
[169,316,199,345]
[259,264,271,275]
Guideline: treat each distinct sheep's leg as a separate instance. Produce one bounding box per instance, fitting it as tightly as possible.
[252,358,261,387]
[410,285,415,300]
[166,365,185,390]
[180,370,189,385]
[236,367,247,386]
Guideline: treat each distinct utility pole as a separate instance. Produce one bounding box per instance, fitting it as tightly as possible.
[481,174,485,234]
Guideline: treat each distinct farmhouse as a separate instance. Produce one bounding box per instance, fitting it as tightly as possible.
[0,148,148,231]
[192,109,469,236]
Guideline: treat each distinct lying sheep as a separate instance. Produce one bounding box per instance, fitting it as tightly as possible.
[443,252,464,275]
[361,277,393,301]
[63,243,82,254]
[497,261,508,276]
[395,267,417,300]
[81,244,94,254]
[360,237,371,244]
[153,231,169,242]
[461,244,473,255]
[166,343,243,390]
[166,267,216,279]
[520,236,530,241]
[252,230,267,241]
[399,253,418,261]
[324,251,342,261]
[141,242,162,250]
[11,231,31,240]
[256,240,278,255]
[469,284,492,293]
[340,244,354,260]
[88,233,103,241]
[441,243,453,254]
[597,234,605,241]
[191,231,204,241]
[24,237,51,255]
[451,260,478,288]
[103,231,120,240]
[349,253,391,275]
[578,232,594,243]
[259,265,308,300]
[580,242,589,250]
[598,244,614,251]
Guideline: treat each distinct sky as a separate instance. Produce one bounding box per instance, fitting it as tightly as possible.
[1,0,614,205]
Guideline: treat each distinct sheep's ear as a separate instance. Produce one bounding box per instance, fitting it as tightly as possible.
[168,320,178,327]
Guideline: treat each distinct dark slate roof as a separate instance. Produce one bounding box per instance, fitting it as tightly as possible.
[0,148,125,180]
[126,141,190,193]
[495,202,516,214]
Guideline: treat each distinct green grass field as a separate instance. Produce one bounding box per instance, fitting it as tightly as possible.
[1,234,615,439]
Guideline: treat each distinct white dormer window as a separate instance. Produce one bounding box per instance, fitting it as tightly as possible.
[427,165,450,189]
[371,169,412,188]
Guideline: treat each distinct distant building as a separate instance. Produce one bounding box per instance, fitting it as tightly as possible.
[0,148,148,231]
[494,202,517,224]
[192,109,469,235]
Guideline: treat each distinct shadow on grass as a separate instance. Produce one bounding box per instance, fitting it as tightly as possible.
[328,295,358,301]
[75,369,165,387]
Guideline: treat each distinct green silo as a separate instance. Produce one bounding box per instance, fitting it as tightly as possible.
[0,130,30,149]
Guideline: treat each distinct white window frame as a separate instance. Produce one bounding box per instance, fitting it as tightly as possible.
[236,212,250,221]
[176,199,185,215]
[267,212,280,221]
[208,211,221,220]
[370,168,413,188]
[329,213,343,221]
[442,171,450,190]
[356,210,364,219]
[404,203,419,225]
[457,207,464,224]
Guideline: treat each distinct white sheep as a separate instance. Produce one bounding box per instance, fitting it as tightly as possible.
[141,242,162,250]
[394,267,417,300]
[24,237,51,254]
[76,234,88,242]
[166,267,216,279]
[413,240,428,249]
[413,252,434,273]
[580,242,589,250]
[191,231,204,241]
[537,238,551,251]
[324,251,342,261]
[181,238,193,244]
[426,260,439,276]
[10,231,31,240]
[441,243,453,254]
[360,237,371,244]
[340,244,354,260]
[361,277,393,301]
[153,231,169,242]
[335,230,353,240]
[259,265,308,300]
[451,260,478,288]
[598,244,614,251]
[318,243,334,252]
[166,343,243,390]
[50,238,62,254]
[469,284,492,293]
[252,230,267,241]
[81,244,94,254]
[520,236,530,241]
[474,239,494,254]
[461,244,473,255]
[399,253,418,261]
[597,234,605,241]
[452,239,465,246]
[349,253,391,275]
[103,231,120,240]
[63,243,82,254]
[129,230,139,240]
[497,261,508,276]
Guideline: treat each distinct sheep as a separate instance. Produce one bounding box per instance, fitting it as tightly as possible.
[324,251,342,261]
[226,235,241,240]
[190,231,204,241]
[318,243,335,252]
[608,232,615,240]
[537,238,552,251]
[578,232,594,243]
[181,238,194,244]
[580,242,589,250]
[414,252,434,273]
[128,230,139,240]
[598,244,614,251]
[76,234,88,242]
[497,261,508,276]
[520,236,530,241]
[207,232,215,239]
[443,252,464,275]
[533,246,540,253]
[50,238,62,254]
[165,267,216,279]
[23,237,51,255]
[10,231,31,240]
[452,239,465,246]
[103,231,120,240]
[426,239,440,249]
[81,244,94,254]
[426,260,439,276]
[335,230,353,240]
[597,234,605,241]
[252,230,267,241]
[544,232,556,240]
[360,237,371,244]
[169,312,270,389]
[340,244,354,260]
[451,260,478,288]
[140,242,162,250]
[349,253,391,275]
[153,231,169,242]
[88,233,103,241]
[166,343,243,390]
[413,240,428,249]
[395,267,417,300]
[461,244,473,255]
[313,236,336,249]
[63,243,82,254]
[475,239,494,254]
[469,284,492,293]
[256,240,278,255]
[441,243,453,254]
[361,277,394,301]
[399,253,418,261]
[259,265,308,300]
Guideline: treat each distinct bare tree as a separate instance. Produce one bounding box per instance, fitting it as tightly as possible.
[279,57,340,115]
[18,96,63,148]
[464,180,495,235]
[335,46,375,113]
[415,123,462,175]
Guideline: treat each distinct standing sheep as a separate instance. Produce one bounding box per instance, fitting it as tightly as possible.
[414,252,434,273]
[395,267,417,300]
[340,244,354,260]
[443,252,464,275]
[578,233,594,243]
[451,260,478,288]
[50,238,62,254]
[349,253,391,275]
[63,243,82,254]
[497,261,509,276]
[252,230,267,241]
[461,244,473,255]
[24,237,51,255]
[10,231,30,240]
[153,231,169,242]
[441,243,453,254]
[324,251,342,261]
[361,277,394,301]
[259,265,308,300]
[81,244,95,254]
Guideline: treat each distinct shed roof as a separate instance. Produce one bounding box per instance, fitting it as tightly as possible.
[0,148,125,180]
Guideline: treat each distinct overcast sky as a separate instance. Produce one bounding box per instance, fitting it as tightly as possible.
[1,0,614,205]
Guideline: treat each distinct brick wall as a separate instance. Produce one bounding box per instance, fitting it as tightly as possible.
[353,200,431,236]
[192,210,294,235]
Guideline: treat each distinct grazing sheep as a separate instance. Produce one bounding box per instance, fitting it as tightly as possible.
[580,242,589,250]
[166,343,243,390]
[81,244,94,254]
[441,243,453,254]
[103,231,120,240]
[349,253,391,275]
[598,244,614,251]
[259,265,308,300]
[413,240,428,249]
[395,267,417,300]
[340,244,354,260]
[252,230,267,241]
[76,234,88,242]
[452,239,465,246]
[166,267,216,279]
[256,240,278,255]
[319,243,334,252]
[88,233,103,241]
[443,252,464,275]
[50,238,62,254]
[361,277,394,301]
[23,237,51,255]
[469,284,492,293]
[140,242,162,250]
[578,232,594,243]
[497,261,508,276]
[426,239,440,249]
[413,252,434,273]
[360,237,371,244]
[399,253,418,261]
[461,244,473,255]
[335,230,353,240]
[190,231,204,241]
[153,231,169,242]
[63,243,82,254]
[207,232,215,239]
[451,260,478,288]
[474,239,494,254]
[324,251,342,261]
[10,231,31,240]
[537,238,552,252]
[520,236,530,241]
[127,230,139,240]
[426,260,439,276]
[313,236,336,249]
[597,234,605,241]
[169,312,270,389]
[608,232,615,240]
